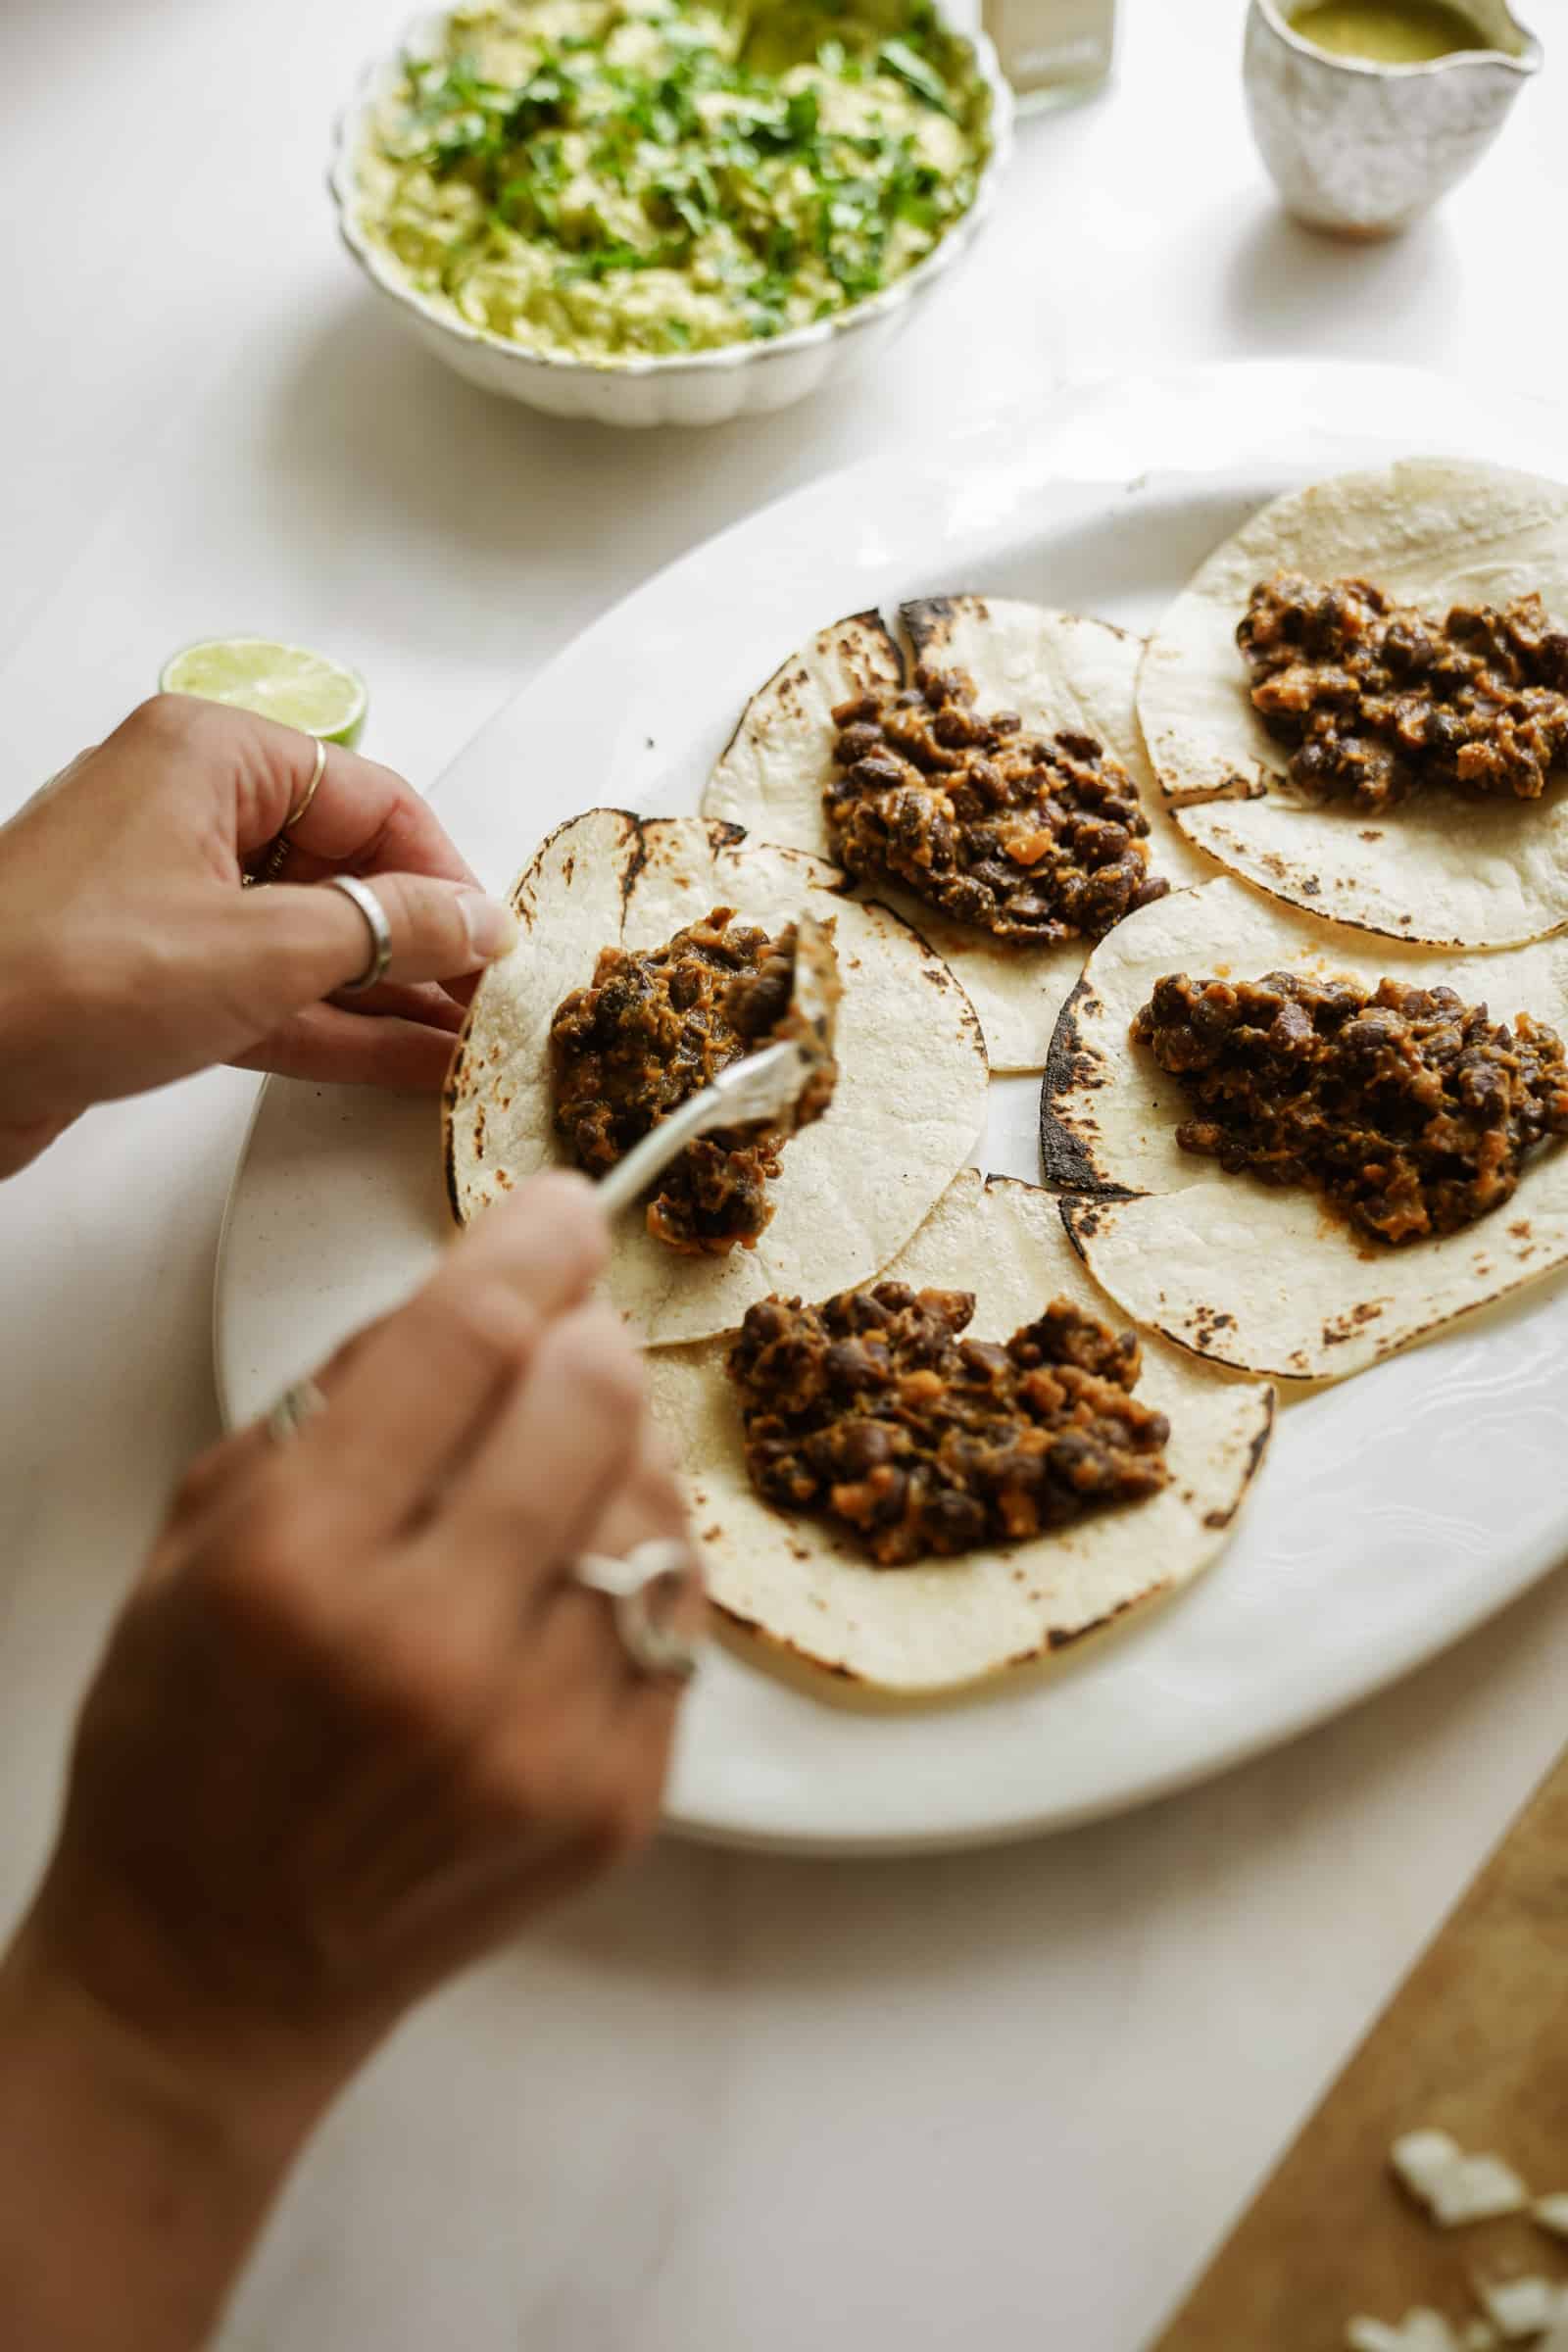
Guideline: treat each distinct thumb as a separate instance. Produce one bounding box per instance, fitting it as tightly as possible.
[229,874,518,1006]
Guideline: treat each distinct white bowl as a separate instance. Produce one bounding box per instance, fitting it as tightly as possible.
[329,6,1014,427]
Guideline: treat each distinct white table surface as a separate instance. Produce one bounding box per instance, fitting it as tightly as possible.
[2,2,1565,2344]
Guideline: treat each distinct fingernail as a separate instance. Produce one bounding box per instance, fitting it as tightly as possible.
[459,891,518,962]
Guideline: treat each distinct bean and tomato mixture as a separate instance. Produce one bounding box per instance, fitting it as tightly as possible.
[1240,574,1568,814]
[727,1279,1169,1565]
[1133,968,1568,1245]
[550,909,834,1252]
[827,664,1169,943]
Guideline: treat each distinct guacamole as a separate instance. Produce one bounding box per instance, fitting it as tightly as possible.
[356,0,992,364]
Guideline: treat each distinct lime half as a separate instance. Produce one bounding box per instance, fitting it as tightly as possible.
[160,638,368,748]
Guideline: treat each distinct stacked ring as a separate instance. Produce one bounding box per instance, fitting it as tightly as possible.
[570,1541,704,1682]
[243,735,328,888]
[265,1378,327,1445]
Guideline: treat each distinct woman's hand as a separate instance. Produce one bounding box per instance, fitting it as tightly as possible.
[0,1171,702,2352]
[0,693,518,1176]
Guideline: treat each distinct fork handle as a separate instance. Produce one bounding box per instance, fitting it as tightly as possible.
[595,1084,727,1220]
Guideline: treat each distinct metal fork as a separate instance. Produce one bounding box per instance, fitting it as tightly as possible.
[596,1042,815,1219]
[595,911,837,1220]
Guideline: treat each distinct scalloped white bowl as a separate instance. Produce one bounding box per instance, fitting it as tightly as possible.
[329,7,1014,427]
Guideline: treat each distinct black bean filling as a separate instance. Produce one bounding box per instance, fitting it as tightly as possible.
[1240,573,1568,813]
[826,663,1169,942]
[727,1280,1169,1566]
[1133,968,1568,1245]
[550,909,835,1254]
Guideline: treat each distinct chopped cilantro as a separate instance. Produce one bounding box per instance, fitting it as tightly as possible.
[877,37,955,113]
[786,87,821,141]
[369,0,988,360]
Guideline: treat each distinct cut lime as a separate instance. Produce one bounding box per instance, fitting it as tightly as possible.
[159,638,368,748]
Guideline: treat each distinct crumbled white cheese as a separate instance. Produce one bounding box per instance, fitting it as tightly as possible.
[1389,2132,1530,2227]
[1472,2277,1557,2340]
[1400,2313,1463,2352]
[1461,2325,1500,2351]
[1393,2132,1466,2198]
[1348,2314,1462,2352]
[1434,2160,1533,2228]
[1539,2322,1568,2352]
[1534,2195,1568,2241]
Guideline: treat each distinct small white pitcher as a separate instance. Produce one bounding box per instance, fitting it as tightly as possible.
[1244,0,1543,237]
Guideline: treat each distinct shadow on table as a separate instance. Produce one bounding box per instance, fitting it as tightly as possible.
[265,293,899,664]
[1221,202,1464,361]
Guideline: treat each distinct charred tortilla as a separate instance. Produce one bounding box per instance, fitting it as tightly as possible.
[705,598,1213,1073]
[1043,878,1568,1383]
[648,1170,1274,1695]
[1141,459,1568,948]
[444,810,988,1348]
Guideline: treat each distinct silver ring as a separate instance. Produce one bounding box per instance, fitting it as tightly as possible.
[328,873,393,994]
[284,736,328,833]
[265,1377,326,1446]
[570,1539,703,1682]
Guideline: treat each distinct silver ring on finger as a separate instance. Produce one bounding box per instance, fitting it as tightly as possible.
[570,1539,703,1683]
[265,1377,327,1446]
[328,873,393,994]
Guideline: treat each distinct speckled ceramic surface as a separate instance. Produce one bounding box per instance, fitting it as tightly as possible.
[218,363,1568,1852]
[1244,0,1541,236]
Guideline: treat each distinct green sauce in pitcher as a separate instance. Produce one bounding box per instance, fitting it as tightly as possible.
[1290,0,1489,64]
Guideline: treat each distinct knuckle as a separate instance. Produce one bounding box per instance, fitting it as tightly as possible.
[200,1479,335,1643]
[128,691,212,752]
[551,1310,645,1424]
[422,879,473,959]
[227,1483,308,1582]
[421,1268,540,1368]
[319,1312,391,1381]
[368,875,466,973]
[365,870,417,939]
[516,1169,610,1279]
[170,1444,229,1522]
[169,1464,208,1522]
[461,1169,610,1298]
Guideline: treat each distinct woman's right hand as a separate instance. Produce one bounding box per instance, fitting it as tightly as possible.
[7,1168,700,2159]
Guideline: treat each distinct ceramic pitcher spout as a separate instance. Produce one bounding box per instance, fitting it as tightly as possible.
[1444,0,1543,76]
[1245,0,1544,239]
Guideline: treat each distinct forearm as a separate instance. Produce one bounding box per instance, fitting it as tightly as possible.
[0,1921,307,2352]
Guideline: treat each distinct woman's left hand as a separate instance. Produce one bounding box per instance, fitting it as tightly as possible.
[0,693,518,1176]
